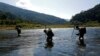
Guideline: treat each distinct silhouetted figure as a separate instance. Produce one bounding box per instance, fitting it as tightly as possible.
[75,26,86,46]
[44,28,54,43]
[15,25,21,36]
[45,40,54,48]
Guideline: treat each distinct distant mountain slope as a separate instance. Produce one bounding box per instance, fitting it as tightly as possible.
[70,4,100,24]
[0,2,66,24]
[0,10,23,25]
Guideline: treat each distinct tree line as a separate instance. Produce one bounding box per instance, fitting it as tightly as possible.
[70,4,100,25]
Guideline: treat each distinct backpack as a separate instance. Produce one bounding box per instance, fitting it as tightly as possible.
[80,27,86,34]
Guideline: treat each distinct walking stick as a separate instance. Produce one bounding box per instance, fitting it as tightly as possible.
[71,25,75,42]
[71,28,74,38]
[71,28,74,42]
[44,25,46,30]
[44,25,47,40]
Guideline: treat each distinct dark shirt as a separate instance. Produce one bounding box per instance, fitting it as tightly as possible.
[44,30,54,37]
[79,27,86,35]
[16,26,21,34]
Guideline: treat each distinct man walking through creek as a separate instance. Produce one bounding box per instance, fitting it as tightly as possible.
[44,28,54,43]
[15,25,21,36]
[75,25,87,46]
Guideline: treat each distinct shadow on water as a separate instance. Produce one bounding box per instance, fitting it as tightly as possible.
[44,41,54,49]
[75,45,86,56]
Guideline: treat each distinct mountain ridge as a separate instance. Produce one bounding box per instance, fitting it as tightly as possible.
[0,2,67,24]
[70,4,100,24]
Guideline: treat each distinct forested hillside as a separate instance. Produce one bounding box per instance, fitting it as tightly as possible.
[0,2,66,24]
[70,4,100,26]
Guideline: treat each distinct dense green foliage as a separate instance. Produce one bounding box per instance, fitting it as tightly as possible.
[70,4,100,26]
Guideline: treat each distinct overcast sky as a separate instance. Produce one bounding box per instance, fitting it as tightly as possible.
[0,0,100,20]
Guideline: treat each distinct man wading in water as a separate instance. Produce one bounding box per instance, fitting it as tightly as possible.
[75,25,86,46]
[44,28,54,48]
[44,28,54,43]
[15,25,21,36]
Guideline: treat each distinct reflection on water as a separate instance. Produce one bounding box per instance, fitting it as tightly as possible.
[0,28,100,56]
[45,41,54,49]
